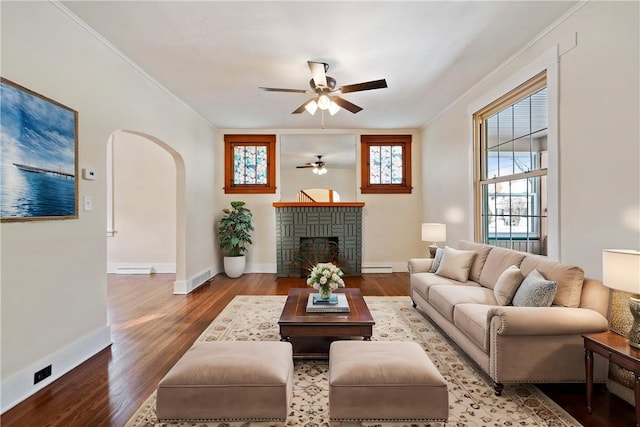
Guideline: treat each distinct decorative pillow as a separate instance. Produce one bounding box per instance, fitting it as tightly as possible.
[429,247,444,273]
[493,265,525,305]
[434,246,477,283]
[512,269,558,307]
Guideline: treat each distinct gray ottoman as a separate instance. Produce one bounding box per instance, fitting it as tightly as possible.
[329,341,448,422]
[156,341,294,422]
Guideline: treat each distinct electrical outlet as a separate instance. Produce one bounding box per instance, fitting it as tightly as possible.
[34,365,52,384]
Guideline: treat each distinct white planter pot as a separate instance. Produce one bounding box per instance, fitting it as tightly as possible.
[224,255,246,278]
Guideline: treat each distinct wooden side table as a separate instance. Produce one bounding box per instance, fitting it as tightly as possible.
[583,331,640,427]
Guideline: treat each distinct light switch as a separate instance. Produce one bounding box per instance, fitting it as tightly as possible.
[83,195,93,211]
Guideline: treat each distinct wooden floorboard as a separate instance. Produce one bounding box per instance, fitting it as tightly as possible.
[0,273,630,426]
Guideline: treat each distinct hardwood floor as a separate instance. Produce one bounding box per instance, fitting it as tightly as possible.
[1,273,631,426]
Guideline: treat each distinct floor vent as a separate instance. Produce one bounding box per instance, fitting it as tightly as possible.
[191,270,211,287]
[115,266,152,275]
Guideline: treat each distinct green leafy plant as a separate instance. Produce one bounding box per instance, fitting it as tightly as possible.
[218,201,254,257]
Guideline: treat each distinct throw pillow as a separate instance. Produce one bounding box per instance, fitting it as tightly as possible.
[434,246,476,282]
[493,265,525,305]
[429,247,444,273]
[512,269,558,307]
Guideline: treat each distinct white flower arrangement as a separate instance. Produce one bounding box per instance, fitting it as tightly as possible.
[306,262,345,296]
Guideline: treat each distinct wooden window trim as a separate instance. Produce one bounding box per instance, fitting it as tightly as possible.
[472,72,547,245]
[360,135,412,194]
[224,134,276,194]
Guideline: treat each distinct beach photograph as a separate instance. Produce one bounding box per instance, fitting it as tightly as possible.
[0,79,77,221]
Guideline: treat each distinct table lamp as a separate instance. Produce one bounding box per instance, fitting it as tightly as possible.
[603,249,640,348]
[421,223,446,258]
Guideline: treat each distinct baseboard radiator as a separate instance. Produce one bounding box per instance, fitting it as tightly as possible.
[361,265,393,274]
[115,266,152,275]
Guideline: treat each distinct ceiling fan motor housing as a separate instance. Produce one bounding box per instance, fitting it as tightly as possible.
[310,76,336,90]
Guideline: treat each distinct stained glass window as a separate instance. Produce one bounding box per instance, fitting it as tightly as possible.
[233,145,268,184]
[361,135,412,194]
[224,135,275,194]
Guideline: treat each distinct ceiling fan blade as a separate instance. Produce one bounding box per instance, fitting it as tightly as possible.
[339,79,388,94]
[308,61,327,88]
[296,164,314,168]
[292,97,317,114]
[332,96,363,114]
[259,87,309,93]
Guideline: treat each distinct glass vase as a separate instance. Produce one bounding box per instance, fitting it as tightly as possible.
[319,285,331,300]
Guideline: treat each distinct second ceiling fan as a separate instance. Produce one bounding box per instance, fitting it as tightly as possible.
[296,155,327,175]
[259,61,387,115]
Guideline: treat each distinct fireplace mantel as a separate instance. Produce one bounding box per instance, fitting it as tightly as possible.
[274,203,364,277]
[272,202,365,208]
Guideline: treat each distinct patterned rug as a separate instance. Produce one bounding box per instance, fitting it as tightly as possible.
[125,295,581,427]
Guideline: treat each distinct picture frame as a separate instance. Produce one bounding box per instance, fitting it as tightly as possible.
[1,78,78,222]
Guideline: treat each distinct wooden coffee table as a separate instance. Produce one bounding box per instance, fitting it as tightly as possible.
[278,288,375,359]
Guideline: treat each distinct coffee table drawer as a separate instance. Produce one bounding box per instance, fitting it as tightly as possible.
[280,324,373,337]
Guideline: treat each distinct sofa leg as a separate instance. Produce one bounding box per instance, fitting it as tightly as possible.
[411,299,416,308]
[494,382,504,396]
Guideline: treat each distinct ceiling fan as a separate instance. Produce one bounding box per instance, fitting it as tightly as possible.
[296,155,328,175]
[259,61,387,115]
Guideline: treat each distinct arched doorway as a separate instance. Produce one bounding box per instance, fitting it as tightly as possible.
[106,130,186,287]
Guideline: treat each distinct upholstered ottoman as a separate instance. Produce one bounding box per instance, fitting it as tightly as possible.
[329,341,448,422]
[156,341,294,422]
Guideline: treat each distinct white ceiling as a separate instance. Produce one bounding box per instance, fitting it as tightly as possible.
[61,1,577,131]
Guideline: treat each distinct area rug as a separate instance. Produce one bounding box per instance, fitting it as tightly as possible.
[125,295,581,427]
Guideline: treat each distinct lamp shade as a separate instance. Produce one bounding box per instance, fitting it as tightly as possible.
[421,223,446,242]
[603,249,640,294]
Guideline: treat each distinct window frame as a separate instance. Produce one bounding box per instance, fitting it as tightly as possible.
[360,134,412,194]
[473,72,548,254]
[224,134,276,194]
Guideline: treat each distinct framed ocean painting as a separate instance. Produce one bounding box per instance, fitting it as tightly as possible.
[1,78,78,222]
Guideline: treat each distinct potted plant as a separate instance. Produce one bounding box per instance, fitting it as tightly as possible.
[218,201,254,278]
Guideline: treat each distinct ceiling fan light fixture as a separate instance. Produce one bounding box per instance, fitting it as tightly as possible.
[313,165,327,175]
[317,94,331,110]
[328,100,341,116]
[304,100,318,115]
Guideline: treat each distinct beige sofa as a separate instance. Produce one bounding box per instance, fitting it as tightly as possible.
[408,240,610,395]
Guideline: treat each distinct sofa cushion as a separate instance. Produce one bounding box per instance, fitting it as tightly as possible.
[411,272,480,302]
[493,265,525,305]
[454,303,492,352]
[512,269,557,307]
[429,285,497,322]
[520,255,584,308]
[428,247,444,273]
[435,246,477,282]
[478,247,527,290]
[456,241,493,283]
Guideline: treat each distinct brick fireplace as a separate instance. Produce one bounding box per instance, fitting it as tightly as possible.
[273,203,364,277]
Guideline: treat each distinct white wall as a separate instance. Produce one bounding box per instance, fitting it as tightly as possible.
[422,1,640,278]
[0,2,217,411]
[107,132,176,273]
[218,130,425,272]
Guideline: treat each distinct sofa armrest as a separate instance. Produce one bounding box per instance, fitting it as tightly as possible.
[407,258,434,274]
[487,306,609,336]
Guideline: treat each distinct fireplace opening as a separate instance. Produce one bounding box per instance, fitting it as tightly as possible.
[292,237,340,277]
